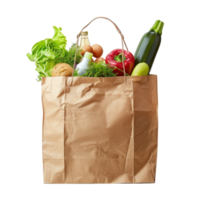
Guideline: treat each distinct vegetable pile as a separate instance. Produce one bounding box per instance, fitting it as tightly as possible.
[27,19,164,80]
[27,26,82,81]
[74,61,117,77]
[73,43,131,77]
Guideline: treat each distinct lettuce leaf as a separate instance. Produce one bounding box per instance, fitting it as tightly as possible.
[27,26,83,81]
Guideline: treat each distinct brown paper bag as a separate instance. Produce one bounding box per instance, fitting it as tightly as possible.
[41,17,158,184]
[41,75,158,183]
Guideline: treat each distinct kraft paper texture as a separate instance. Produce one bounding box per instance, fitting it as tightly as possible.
[41,75,158,183]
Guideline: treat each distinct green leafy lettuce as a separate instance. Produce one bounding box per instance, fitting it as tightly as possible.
[27,26,82,81]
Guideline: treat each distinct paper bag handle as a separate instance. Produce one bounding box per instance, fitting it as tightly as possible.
[73,17,128,83]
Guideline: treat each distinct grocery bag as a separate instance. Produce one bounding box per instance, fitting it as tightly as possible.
[42,17,158,183]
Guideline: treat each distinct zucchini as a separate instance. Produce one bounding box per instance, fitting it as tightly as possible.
[134,20,164,72]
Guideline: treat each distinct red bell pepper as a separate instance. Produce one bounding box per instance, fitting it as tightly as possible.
[105,49,135,76]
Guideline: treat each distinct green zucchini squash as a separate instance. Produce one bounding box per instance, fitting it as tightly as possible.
[134,20,164,73]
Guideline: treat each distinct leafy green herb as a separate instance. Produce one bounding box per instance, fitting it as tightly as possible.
[73,61,130,77]
[27,27,82,81]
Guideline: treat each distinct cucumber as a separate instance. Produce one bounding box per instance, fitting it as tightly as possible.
[134,20,164,73]
[134,31,148,58]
